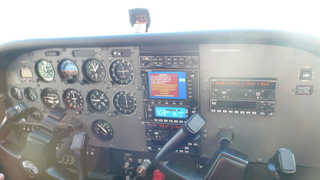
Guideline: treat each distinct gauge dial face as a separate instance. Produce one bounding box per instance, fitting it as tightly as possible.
[59,59,79,83]
[24,87,37,102]
[92,120,114,141]
[83,59,106,83]
[41,88,60,108]
[109,59,134,85]
[63,89,84,110]
[87,89,109,113]
[11,87,23,100]
[113,91,137,115]
[29,107,42,121]
[36,59,55,82]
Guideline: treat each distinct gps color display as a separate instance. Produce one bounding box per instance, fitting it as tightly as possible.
[154,107,186,118]
[148,72,186,99]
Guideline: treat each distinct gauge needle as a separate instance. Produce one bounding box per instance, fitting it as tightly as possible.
[94,63,99,72]
[91,99,101,102]
[44,96,58,99]
[121,66,125,77]
[124,95,128,108]
[98,124,108,134]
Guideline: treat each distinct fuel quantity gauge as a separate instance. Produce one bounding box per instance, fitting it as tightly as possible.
[24,87,37,102]
[11,87,23,100]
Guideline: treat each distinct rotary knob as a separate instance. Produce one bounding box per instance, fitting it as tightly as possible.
[266,91,275,100]
[231,90,238,99]
[264,106,273,115]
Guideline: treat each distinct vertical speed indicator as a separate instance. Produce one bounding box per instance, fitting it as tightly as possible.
[87,89,110,113]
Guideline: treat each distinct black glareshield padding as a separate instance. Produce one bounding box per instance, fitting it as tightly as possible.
[153,114,205,180]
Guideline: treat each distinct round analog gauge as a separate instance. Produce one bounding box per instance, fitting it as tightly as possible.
[109,59,134,85]
[58,59,79,83]
[63,89,84,110]
[82,59,106,83]
[87,89,109,113]
[24,87,37,102]
[41,88,60,108]
[113,91,137,115]
[11,87,23,100]
[29,107,42,121]
[36,59,55,82]
[92,120,114,141]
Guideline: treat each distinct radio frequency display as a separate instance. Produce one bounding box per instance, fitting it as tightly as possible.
[154,107,186,118]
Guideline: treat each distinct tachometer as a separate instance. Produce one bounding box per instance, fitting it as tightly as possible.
[113,91,137,115]
[63,89,84,110]
[82,59,106,83]
[11,87,23,100]
[29,107,42,121]
[41,88,60,108]
[92,120,114,141]
[87,89,109,113]
[24,87,37,102]
[109,59,134,85]
[35,59,55,82]
[58,59,79,83]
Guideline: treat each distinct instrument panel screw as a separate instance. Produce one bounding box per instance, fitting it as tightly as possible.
[203,154,207,158]
[202,134,208,139]
[202,129,208,134]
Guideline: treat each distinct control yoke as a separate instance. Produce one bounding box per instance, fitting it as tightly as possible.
[153,113,249,180]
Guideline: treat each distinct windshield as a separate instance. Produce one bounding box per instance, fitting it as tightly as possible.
[1,0,318,45]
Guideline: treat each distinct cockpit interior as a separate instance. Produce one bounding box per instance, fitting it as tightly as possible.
[0,28,320,180]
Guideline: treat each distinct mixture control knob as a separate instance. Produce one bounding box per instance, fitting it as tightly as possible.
[266,91,275,100]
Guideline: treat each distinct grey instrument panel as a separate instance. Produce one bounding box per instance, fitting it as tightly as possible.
[5,44,320,168]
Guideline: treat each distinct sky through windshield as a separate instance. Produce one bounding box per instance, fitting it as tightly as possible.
[1,0,318,45]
